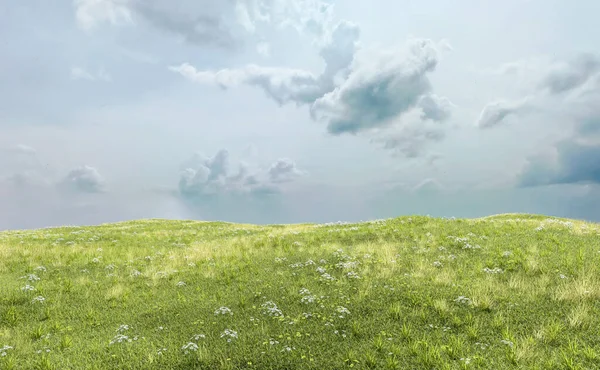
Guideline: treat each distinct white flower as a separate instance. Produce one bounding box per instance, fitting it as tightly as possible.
[176,281,187,287]
[433,261,443,268]
[130,270,142,277]
[109,334,129,345]
[301,295,316,304]
[336,306,350,318]
[116,324,130,333]
[21,285,35,292]
[502,251,512,257]
[34,266,47,272]
[319,273,335,282]
[105,264,115,270]
[214,306,233,315]
[500,339,514,347]
[316,266,327,274]
[281,346,294,352]
[346,271,361,279]
[31,296,45,304]
[454,296,472,305]
[269,338,279,345]
[92,258,101,264]
[483,267,504,274]
[191,334,206,341]
[220,329,238,342]
[181,342,198,354]
[261,301,283,317]
[22,274,40,282]
[559,274,567,279]
[0,345,14,357]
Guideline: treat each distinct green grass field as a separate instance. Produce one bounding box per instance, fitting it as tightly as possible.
[1,214,599,369]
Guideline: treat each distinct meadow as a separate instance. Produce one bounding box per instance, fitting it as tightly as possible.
[1,214,599,369]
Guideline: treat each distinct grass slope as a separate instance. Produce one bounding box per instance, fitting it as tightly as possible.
[1,214,599,369]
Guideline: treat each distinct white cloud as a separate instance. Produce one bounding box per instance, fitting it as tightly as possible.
[476,98,532,129]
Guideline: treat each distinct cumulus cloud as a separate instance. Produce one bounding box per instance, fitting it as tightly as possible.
[476,98,531,129]
[418,94,454,122]
[74,0,338,49]
[268,158,305,183]
[59,165,106,193]
[178,148,305,199]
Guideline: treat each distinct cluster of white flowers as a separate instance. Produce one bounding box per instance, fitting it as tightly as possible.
[346,271,361,279]
[483,267,504,274]
[274,257,287,263]
[281,346,295,352]
[460,357,472,365]
[319,272,336,282]
[157,347,168,356]
[454,296,472,305]
[34,266,47,272]
[109,334,138,345]
[22,274,40,282]
[220,329,238,342]
[191,334,206,341]
[316,266,327,274]
[0,345,13,357]
[336,306,350,318]
[181,342,198,354]
[299,288,316,304]
[130,270,142,277]
[31,296,45,304]
[261,301,283,317]
[176,281,187,287]
[502,251,512,257]
[432,261,443,268]
[21,285,35,292]
[500,339,514,347]
[214,306,233,316]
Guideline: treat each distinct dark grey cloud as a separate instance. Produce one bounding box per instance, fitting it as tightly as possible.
[518,140,600,186]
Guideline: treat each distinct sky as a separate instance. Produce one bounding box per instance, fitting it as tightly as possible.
[1,0,600,230]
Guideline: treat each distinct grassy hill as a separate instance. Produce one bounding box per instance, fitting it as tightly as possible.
[1,214,599,369]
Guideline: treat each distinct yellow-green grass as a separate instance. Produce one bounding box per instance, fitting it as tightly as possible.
[1,214,599,369]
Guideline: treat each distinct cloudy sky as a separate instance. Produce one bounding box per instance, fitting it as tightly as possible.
[1,0,599,230]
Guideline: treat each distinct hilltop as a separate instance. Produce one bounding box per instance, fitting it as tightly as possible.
[1,214,599,369]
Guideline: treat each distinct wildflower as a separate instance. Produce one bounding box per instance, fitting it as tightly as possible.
[316,266,327,274]
[31,296,46,304]
[22,274,40,282]
[460,357,472,365]
[176,281,187,287]
[261,301,284,317]
[130,270,142,277]
[454,296,472,305]
[34,266,47,272]
[346,271,361,279]
[105,264,115,270]
[116,325,130,333]
[191,334,206,341]
[433,261,443,268]
[483,267,504,274]
[502,251,512,257]
[559,274,567,279]
[214,307,233,316]
[281,346,294,352]
[92,258,101,264]
[269,339,279,345]
[0,345,14,357]
[21,285,35,292]
[181,342,198,354]
[500,339,514,347]
[319,273,335,282]
[157,347,167,355]
[336,306,350,318]
[109,334,129,345]
[301,295,316,304]
[220,329,238,342]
